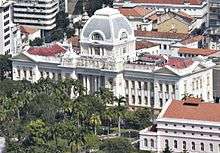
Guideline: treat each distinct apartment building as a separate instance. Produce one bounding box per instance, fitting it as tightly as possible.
[0,0,18,55]
[13,0,59,30]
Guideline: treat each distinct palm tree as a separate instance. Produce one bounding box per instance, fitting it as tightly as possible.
[103,107,114,135]
[89,114,101,135]
[113,96,127,137]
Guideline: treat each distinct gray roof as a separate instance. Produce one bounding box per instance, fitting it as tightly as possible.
[81,8,134,43]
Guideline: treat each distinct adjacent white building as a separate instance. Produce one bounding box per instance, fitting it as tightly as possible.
[140,97,220,153]
[13,0,59,30]
[11,8,215,109]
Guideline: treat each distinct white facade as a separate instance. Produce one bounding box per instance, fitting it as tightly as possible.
[140,98,220,153]
[0,0,18,55]
[11,8,215,109]
[13,0,59,30]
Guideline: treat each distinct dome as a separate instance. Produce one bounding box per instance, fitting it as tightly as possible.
[80,7,134,44]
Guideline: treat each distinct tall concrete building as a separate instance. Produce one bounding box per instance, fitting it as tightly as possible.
[0,0,18,55]
[13,0,59,30]
[208,0,220,43]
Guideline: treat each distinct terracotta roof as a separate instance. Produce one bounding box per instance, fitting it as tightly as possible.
[136,40,159,50]
[119,7,152,17]
[68,36,80,48]
[181,35,205,45]
[20,26,39,35]
[178,47,217,56]
[27,44,66,56]
[135,30,189,40]
[166,57,193,69]
[177,11,193,21]
[163,98,220,122]
[127,0,204,5]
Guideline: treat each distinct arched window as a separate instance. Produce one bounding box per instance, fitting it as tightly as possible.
[183,141,186,150]
[120,32,128,40]
[192,142,195,150]
[92,33,103,41]
[201,143,204,151]
[144,138,148,147]
[150,139,154,147]
[210,143,213,152]
[174,140,177,149]
[165,139,169,148]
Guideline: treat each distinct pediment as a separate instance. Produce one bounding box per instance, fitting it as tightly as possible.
[12,53,35,62]
[154,67,178,76]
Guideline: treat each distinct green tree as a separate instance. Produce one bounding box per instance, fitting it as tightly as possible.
[29,37,43,46]
[0,55,12,80]
[84,133,100,152]
[89,114,101,135]
[113,96,127,136]
[100,137,134,153]
[26,119,48,146]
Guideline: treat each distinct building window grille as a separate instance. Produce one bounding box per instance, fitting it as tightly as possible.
[174,140,177,149]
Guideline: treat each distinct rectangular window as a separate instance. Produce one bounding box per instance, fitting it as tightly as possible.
[138,96,141,104]
[4,20,9,26]
[160,98,163,107]
[125,80,128,88]
[4,40,10,46]
[145,96,148,105]
[159,84,163,92]
[126,94,128,102]
[94,47,101,55]
[29,70,32,78]
[4,13,9,19]
[138,81,141,90]
[4,27,9,33]
[131,81,135,89]
[4,33,10,40]
[150,82,154,91]
[164,44,167,50]
[200,78,202,88]
[132,95,135,104]
[17,69,20,78]
[166,84,169,93]
[172,85,175,94]
[144,82,148,90]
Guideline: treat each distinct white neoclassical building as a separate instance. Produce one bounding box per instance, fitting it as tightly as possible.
[12,7,215,109]
[139,97,220,153]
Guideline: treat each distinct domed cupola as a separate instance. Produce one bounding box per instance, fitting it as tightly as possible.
[80,7,135,60]
[80,7,135,44]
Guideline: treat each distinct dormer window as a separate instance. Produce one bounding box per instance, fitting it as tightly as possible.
[92,33,103,41]
[120,32,128,40]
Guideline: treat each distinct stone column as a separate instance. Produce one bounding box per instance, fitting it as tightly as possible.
[94,76,97,92]
[87,75,90,94]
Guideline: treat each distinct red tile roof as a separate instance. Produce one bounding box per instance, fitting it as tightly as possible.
[163,98,220,122]
[178,47,217,56]
[119,7,153,17]
[27,44,66,56]
[127,0,204,5]
[166,57,193,69]
[181,35,205,45]
[136,40,159,50]
[135,30,189,40]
